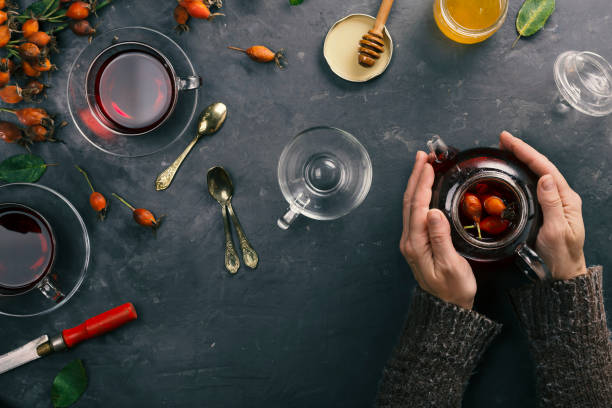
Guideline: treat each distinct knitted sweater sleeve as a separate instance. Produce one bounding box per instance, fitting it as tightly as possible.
[376,287,502,408]
[509,266,612,408]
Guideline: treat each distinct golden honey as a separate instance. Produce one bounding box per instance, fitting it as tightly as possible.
[434,0,508,44]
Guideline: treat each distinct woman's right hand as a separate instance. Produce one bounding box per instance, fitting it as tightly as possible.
[500,131,587,281]
[400,151,477,310]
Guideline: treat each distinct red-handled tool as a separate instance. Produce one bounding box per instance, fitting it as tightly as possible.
[0,303,137,375]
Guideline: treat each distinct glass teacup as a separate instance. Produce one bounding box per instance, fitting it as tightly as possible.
[0,203,64,302]
[277,127,372,229]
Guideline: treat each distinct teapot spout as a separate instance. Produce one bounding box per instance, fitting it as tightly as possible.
[427,135,451,164]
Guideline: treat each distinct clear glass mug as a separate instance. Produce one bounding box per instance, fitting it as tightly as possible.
[433,0,508,44]
[553,51,612,117]
[67,26,201,157]
[85,41,201,136]
[0,183,90,318]
[0,203,64,302]
[277,127,373,229]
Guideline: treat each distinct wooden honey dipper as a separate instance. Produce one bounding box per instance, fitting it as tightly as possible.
[358,0,395,67]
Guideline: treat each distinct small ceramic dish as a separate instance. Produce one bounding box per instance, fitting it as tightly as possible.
[324,14,393,82]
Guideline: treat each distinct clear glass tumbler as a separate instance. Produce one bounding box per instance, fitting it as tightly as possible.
[277,127,372,229]
[553,51,612,117]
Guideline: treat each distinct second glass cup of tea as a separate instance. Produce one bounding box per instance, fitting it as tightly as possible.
[277,127,372,230]
[0,204,63,302]
[0,183,90,318]
[434,0,508,44]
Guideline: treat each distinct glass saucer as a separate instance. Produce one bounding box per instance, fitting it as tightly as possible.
[0,184,90,317]
[67,26,200,157]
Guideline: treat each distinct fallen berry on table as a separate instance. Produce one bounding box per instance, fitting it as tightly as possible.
[112,193,164,230]
[228,45,287,69]
[76,165,108,220]
[180,0,214,19]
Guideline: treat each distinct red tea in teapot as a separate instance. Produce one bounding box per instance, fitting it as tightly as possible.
[0,205,54,296]
[459,179,520,242]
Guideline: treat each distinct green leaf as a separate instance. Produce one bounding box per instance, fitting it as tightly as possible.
[289,0,304,5]
[25,0,56,17]
[51,359,88,408]
[0,154,49,183]
[514,0,555,46]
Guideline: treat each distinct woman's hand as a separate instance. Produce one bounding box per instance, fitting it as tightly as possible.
[500,131,587,280]
[400,151,476,310]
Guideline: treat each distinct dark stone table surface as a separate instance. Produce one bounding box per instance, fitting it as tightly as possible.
[1,0,611,407]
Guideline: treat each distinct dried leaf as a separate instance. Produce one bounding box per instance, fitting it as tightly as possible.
[51,359,88,408]
[0,154,48,183]
[514,0,555,47]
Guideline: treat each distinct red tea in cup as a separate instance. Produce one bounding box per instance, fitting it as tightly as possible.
[0,204,55,296]
[87,42,177,135]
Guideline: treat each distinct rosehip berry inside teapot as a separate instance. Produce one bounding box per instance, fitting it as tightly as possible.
[427,136,551,281]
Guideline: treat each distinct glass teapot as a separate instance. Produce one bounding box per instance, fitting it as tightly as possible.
[427,135,551,281]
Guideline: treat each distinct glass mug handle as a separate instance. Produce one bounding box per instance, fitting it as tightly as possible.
[177,75,201,91]
[277,194,310,230]
[38,277,65,303]
[277,208,300,230]
[515,243,552,282]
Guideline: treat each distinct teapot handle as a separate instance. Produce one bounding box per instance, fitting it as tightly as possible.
[427,135,450,163]
[515,243,552,282]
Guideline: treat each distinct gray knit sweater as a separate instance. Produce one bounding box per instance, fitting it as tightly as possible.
[376,266,612,407]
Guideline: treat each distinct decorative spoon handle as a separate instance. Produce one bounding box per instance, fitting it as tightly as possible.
[222,204,240,274]
[227,202,259,269]
[155,135,200,191]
